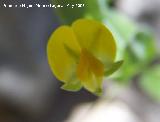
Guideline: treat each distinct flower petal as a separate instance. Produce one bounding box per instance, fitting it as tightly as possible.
[77,48,104,95]
[72,19,116,65]
[47,26,81,83]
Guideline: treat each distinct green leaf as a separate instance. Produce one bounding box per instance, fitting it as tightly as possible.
[118,31,156,81]
[61,72,82,91]
[104,60,123,76]
[61,80,82,92]
[114,30,156,81]
[140,65,160,101]
[50,0,102,24]
[130,31,156,63]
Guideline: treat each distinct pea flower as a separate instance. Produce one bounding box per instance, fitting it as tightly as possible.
[47,19,123,96]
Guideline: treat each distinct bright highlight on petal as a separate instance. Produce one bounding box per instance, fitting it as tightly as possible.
[47,19,123,96]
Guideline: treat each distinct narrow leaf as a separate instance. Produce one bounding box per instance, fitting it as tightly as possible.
[104,60,123,76]
[61,80,82,92]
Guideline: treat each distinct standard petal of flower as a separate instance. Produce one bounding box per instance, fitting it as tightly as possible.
[47,26,81,83]
[72,19,116,66]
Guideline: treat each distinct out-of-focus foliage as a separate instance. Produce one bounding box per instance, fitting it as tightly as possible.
[50,0,102,24]
[140,65,160,101]
[50,0,159,100]
[115,31,156,82]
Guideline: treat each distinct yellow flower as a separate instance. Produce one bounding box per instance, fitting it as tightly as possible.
[47,19,122,96]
